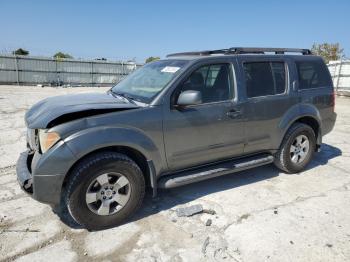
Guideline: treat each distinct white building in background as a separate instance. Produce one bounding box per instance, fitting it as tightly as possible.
[328,60,350,93]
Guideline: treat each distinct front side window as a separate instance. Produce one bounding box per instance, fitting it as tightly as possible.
[296,60,332,89]
[111,59,188,103]
[176,63,232,104]
[243,62,286,98]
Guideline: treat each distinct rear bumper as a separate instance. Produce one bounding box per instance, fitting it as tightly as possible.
[322,112,337,136]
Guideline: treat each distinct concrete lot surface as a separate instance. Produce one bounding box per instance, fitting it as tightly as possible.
[0,85,350,262]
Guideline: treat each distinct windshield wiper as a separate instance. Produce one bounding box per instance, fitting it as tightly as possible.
[109,90,136,105]
[117,93,137,104]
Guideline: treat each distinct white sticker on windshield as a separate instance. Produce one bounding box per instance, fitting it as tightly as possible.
[161,66,180,73]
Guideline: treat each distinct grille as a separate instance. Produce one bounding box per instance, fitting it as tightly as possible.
[26,129,38,151]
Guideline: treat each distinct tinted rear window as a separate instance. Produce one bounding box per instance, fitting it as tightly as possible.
[243,62,286,98]
[296,60,332,89]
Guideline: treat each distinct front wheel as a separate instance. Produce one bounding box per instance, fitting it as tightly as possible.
[63,151,145,230]
[274,123,316,173]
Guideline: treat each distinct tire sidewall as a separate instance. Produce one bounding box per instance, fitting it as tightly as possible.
[283,126,316,173]
[66,154,144,230]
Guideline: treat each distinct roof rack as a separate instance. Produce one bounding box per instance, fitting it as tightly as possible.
[166,47,312,57]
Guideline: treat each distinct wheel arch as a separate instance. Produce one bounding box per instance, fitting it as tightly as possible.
[65,125,165,171]
[294,116,320,141]
[61,145,151,192]
[279,115,321,150]
[278,104,322,150]
[60,126,165,192]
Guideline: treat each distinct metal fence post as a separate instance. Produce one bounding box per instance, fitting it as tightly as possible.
[91,61,94,87]
[121,62,124,83]
[14,55,19,85]
[55,58,58,86]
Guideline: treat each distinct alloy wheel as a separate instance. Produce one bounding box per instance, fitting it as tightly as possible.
[85,172,131,216]
[290,134,310,164]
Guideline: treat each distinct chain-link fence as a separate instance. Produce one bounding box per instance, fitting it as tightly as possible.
[0,55,142,86]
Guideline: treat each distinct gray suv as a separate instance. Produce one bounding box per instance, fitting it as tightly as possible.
[16,47,337,230]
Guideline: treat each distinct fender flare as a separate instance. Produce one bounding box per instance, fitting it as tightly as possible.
[277,103,322,148]
[64,126,164,174]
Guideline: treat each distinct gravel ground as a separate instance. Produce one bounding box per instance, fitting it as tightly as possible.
[0,85,349,262]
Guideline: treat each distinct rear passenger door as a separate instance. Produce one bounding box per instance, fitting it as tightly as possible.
[236,56,298,153]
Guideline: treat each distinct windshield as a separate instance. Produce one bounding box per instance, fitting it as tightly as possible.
[111,59,188,103]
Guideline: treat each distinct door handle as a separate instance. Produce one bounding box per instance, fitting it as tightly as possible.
[226,109,242,118]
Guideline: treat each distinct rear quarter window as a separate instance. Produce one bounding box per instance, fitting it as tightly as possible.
[296,60,332,89]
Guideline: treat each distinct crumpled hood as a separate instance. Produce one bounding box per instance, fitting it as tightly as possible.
[25,92,139,129]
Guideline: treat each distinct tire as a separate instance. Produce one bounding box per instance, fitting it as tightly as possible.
[63,151,145,230]
[274,123,316,174]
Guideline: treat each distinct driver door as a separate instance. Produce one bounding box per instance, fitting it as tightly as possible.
[163,62,245,171]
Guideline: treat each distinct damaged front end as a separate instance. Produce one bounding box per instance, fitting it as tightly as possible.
[25,92,141,129]
[17,128,39,194]
[46,108,132,128]
[16,151,34,194]
[16,91,142,204]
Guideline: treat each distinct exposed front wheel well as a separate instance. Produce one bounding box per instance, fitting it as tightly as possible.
[61,146,150,191]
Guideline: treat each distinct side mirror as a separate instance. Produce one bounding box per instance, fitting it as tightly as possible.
[176,90,202,107]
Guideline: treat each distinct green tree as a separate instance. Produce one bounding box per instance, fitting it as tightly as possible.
[12,48,29,56]
[53,52,73,59]
[145,56,160,63]
[311,43,344,63]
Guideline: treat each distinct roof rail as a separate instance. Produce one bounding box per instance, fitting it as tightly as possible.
[167,47,312,57]
[228,47,312,55]
[166,49,229,57]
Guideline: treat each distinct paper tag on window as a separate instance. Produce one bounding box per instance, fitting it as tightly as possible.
[161,66,180,73]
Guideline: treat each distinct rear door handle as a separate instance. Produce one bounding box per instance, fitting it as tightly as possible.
[226,109,242,118]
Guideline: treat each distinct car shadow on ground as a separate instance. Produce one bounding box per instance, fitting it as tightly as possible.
[55,143,342,231]
[308,143,342,168]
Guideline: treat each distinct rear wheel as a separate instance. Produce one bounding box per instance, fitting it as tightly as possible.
[63,151,145,230]
[274,123,316,173]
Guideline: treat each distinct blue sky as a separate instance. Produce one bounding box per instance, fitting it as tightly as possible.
[1,0,349,62]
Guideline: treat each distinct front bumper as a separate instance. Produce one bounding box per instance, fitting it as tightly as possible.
[16,151,33,194]
[16,140,77,205]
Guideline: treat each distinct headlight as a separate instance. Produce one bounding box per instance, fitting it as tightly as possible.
[38,129,60,153]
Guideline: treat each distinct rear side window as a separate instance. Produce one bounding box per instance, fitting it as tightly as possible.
[243,62,286,98]
[296,60,332,89]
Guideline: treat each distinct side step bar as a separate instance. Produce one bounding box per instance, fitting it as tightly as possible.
[158,154,274,189]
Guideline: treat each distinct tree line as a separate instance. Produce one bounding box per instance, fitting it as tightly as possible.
[12,48,74,59]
